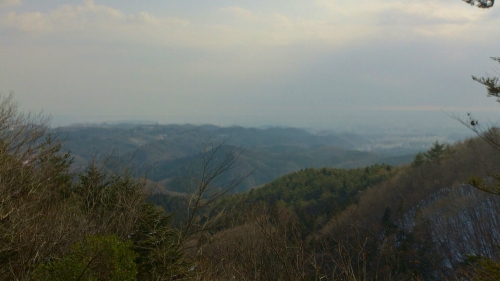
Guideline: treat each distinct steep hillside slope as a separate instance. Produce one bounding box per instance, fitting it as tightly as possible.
[159,134,500,280]
[316,135,500,278]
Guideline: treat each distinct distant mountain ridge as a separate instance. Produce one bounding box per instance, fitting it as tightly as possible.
[56,123,414,193]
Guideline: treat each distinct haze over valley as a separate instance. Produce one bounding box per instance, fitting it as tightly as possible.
[2,0,500,280]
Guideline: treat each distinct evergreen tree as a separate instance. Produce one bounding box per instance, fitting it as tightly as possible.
[460,57,500,278]
[463,0,495,8]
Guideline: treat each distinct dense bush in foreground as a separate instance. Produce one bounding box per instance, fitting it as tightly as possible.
[0,95,186,280]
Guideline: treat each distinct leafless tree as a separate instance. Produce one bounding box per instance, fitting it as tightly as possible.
[176,138,251,254]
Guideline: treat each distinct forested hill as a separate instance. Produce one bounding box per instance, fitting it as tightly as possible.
[57,123,415,192]
[234,164,398,233]
[149,130,500,280]
[3,93,500,279]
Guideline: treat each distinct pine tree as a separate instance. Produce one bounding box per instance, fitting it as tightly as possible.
[463,0,495,8]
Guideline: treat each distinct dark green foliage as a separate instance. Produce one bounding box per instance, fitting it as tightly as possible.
[148,194,189,227]
[35,135,74,188]
[463,253,500,280]
[75,163,142,216]
[0,94,191,280]
[460,56,500,279]
[411,152,426,167]
[411,141,453,166]
[228,164,398,234]
[473,73,500,98]
[468,174,500,195]
[463,0,495,8]
[73,163,191,280]
[424,141,453,164]
[131,202,188,280]
[33,235,137,281]
[381,207,397,230]
[147,144,395,193]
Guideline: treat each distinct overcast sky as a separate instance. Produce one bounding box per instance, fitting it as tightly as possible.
[0,0,499,129]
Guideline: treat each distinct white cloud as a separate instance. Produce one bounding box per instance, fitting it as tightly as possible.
[0,2,333,48]
[0,0,20,8]
[316,0,498,39]
[220,6,257,21]
[2,0,126,33]
[1,0,499,124]
[0,1,196,46]
[316,0,485,22]
[2,0,495,51]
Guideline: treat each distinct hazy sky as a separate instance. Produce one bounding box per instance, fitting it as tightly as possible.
[0,0,499,129]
